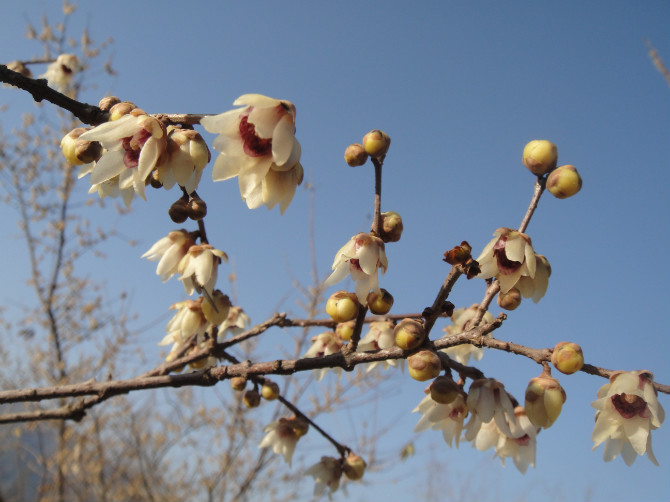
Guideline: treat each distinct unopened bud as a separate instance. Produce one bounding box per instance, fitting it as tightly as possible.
[201,290,231,326]
[169,197,190,223]
[443,241,472,265]
[408,350,441,382]
[343,453,366,480]
[367,288,394,315]
[261,381,280,401]
[109,101,137,120]
[336,320,356,342]
[429,376,461,404]
[344,143,369,167]
[362,129,391,158]
[497,287,522,310]
[326,291,360,323]
[290,416,309,437]
[243,389,261,408]
[188,196,208,220]
[522,140,558,176]
[525,373,566,428]
[61,127,102,165]
[546,165,582,199]
[379,211,403,243]
[551,341,584,374]
[231,376,247,391]
[7,61,32,78]
[394,318,425,350]
[98,96,121,111]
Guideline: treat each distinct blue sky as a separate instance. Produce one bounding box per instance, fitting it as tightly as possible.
[2,1,669,501]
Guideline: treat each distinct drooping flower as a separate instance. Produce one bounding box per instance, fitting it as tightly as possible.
[357,321,402,372]
[154,127,211,193]
[303,331,344,381]
[476,228,537,295]
[200,94,303,214]
[464,378,518,439]
[41,53,80,93]
[591,370,665,465]
[141,230,196,282]
[305,456,342,499]
[516,253,551,303]
[177,244,228,296]
[78,109,167,200]
[324,233,388,303]
[159,298,209,348]
[441,305,494,364]
[217,306,251,340]
[258,416,309,467]
[492,407,538,474]
[413,392,469,447]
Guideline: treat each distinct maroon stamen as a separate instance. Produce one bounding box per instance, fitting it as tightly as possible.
[612,393,648,419]
[239,113,272,157]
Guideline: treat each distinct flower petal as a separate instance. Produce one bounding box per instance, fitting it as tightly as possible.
[272,115,297,167]
[90,150,126,185]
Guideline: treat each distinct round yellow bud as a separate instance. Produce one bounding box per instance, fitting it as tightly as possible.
[362,129,391,158]
[379,211,404,243]
[343,453,367,480]
[261,381,280,401]
[551,341,584,374]
[408,350,441,382]
[522,140,558,175]
[394,318,425,351]
[497,287,522,311]
[230,376,247,391]
[335,320,355,342]
[344,143,369,167]
[524,374,566,428]
[546,165,582,199]
[367,288,394,315]
[326,291,360,323]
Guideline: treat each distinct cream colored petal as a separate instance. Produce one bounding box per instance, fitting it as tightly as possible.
[200,108,242,135]
[324,262,349,288]
[118,168,135,190]
[475,237,497,263]
[272,115,297,167]
[505,237,525,263]
[90,150,126,185]
[234,93,280,108]
[498,267,522,294]
[622,416,649,455]
[79,115,136,146]
[525,247,537,278]
[357,244,379,276]
[211,153,241,182]
[243,182,264,209]
[137,138,160,183]
[238,157,272,198]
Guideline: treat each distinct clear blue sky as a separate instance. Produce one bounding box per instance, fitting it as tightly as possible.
[2,1,669,501]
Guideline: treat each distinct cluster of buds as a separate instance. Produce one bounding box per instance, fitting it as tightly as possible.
[344,129,391,167]
[522,139,582,199]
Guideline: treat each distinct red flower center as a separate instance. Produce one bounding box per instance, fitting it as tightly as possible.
[612,393,648,419]
[493,238,521,275]
[239,113,272,157]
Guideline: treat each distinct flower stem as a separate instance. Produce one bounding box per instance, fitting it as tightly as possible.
[371,157,383,235]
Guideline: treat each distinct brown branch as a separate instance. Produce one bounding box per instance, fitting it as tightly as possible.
[370,157,383,235]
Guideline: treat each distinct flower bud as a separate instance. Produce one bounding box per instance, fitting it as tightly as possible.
[290,416,310,437]
[243,389,261,408]
[522,140,558,175]
[343,453,366,480]
[61,127,103,165]
[429,375,461,404]
[442,241,472,265]
[109,101,137,120]
[367,288,394,315]
[408,350,441,382]
[261,381,280,401]
[394,318,425,350]
[188,196,208,220]
[551,341,584,374]
[7,61,32,78]
[231,376,247,391]
[546,165,582,199]
[149,169,163,189]
[524,373,566,428]
[335,320,355,342]
[169,197,190,223]
[326,291,360,323]
[344,143,368,167]
[497,287,522,310]
[98,96,121,111]
[362,129,391,158]
[201,290,231,326]
[379,211,404,243]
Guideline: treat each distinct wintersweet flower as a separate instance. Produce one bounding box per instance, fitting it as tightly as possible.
[442,305,494,364]
[591,370,665,465]
[476,228,537,295]
[200,94,303,214]
[357,321,402,372]
[258,416,309,467]
[492,407,538,474]
[154,127,211,193]
[177,244,228,296]
[141,230,196,282]
[305,456,342,499]
[303,332,344,381]
[324,233,388,303]
[41,53,80,93]
[217,306,251,340]
[464,379,518,439]
[78,110,167,200]
[516,253,551,303]
[413,392,468,447]
[159,298,208,348]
